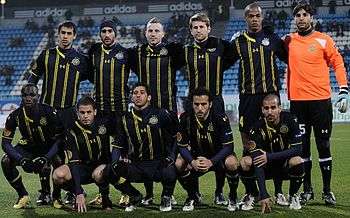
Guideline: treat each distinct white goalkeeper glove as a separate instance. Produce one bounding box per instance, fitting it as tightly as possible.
[336,86,349,113]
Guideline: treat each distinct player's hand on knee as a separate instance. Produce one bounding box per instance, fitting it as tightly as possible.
[197,156,212,172]
[20,158,34,173]
[336,86,349,113]
[260,197,272,214]
[76,193,87,213]
[191,159,202,171]
[32,156,48,173]
[252,150,267,167]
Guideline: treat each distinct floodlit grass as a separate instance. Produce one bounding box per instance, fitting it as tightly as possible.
[0,124,349,217]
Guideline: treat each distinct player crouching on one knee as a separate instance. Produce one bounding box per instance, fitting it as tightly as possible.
[52,96,113,213]
[175,87,240,212]
[240,94,305,213]
[1,84,64,209]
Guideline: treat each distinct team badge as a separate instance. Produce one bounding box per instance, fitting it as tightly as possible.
[208,122,214,131]
[19,139,28,145]
[71,57,80,66]
[115,52,124,60]
[176,132,182,142]
[159,48,168,56]
[40,117,47,126]
[98,125,107,135]
[207,48,216,52]
[149,115,159,125]
[261,38,270,46]
[280,124,289,134]
[308,44,317,53]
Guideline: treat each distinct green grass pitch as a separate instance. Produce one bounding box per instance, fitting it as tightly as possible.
[0,124,350,217]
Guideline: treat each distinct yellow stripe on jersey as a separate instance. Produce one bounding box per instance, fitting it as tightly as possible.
[61,63,70,108]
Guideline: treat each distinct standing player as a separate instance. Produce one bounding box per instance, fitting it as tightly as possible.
[28,21,89,206]
[28,21,89,128]
[184,12,236,204]
[285,2,349,205]
[107,83,178,212]
[127,17,183,205]
[1,84,63,208]
[52,96,113,212]
[185,12,235,113]
[230,2,288,208]
[87,20,131,206]
[88,20,130,121]
[241,94,304,213]
[176,88,240,211]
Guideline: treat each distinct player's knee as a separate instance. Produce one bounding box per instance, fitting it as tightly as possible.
[315,138,331,158]
[92,164,106,184]
[240,156,252,171]
[53,165,70,184]
[175,155,187,173]
[225,155,239,171]
[288,156,303,167]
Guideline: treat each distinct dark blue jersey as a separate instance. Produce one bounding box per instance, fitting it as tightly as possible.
[128,42,184,112]
[29,46,89,109]
[184,37,235,97]
[65,119,112,166]
[88,43,131,113]
[177,110,234,164]
[248,111,302,161]
[231,30,287,95]
[112,106,178,162]
[1,104,63,160]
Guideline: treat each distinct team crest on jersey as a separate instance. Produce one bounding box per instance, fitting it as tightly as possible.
[159,48,168,56]
[71,57,80,66]
[98,125,107,135]
[40,117,47,126]
[261,38,270,46]
[176,132,182,142]
[280,124,289,134]
[208,122,214,131]
[149,115,159,125]
[207,48,216,53]
[19,139,28,145]
[115,52,124,60]
[308,44,317,53]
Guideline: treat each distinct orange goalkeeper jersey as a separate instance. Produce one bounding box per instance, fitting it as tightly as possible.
[285,31,348,100]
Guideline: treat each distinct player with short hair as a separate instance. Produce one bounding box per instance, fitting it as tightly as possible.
[87,19,131,206]
[127,17,183,205]
[88,19,130,119]
[1,84,63,209]
[52,96,113,213]
[28,20,89,206]
[241,94,304,213]
[230,2,288,209]
[184,12,237,205]
[284,2,349,205]
[107,83,178,212]
[28,21,89,129]
[176,87,240,211]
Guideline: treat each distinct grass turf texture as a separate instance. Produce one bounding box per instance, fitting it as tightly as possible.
[0,124,349,217]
